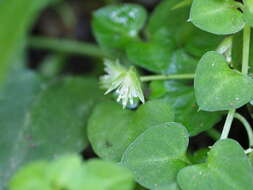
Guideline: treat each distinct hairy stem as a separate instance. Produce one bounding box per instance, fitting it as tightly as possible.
[140,74,195,82]
[29,36,107,58]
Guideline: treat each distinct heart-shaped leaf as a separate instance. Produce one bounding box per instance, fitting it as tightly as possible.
[178,139,253,190]
[121,123,189,190]
[194,51,253,111]
[190,0,244,35]
[88,99,174,161]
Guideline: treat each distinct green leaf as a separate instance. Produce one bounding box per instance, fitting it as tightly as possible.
[122,123,189,190]
[249,152,253,167]
[150,81,223,136]
[88,99,174,162]
[86,159,135,190]
[88,101,134,161]
[0,0,51,88]
[194,51,253,111]
[184,30,223,57]
[132,99,175,131]
[46,155,86,189]
[0,70,42,189]
[190,0,244,35]
[167,49,197,75]
[10,155,134,190]
[178,139,253,190]
[126,41,174,73]
[22,77,101,158]
[147,0,191,44]
[243,0,253,27]
[9,161,51,190]
[92,4,147,51]
[0,72,101,189]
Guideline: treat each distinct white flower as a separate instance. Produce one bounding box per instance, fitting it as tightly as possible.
[100,59,144,108]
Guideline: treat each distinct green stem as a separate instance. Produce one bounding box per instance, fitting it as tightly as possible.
[29,36,107,58]
[140,74,195,82]
[234,113,253,147]
[220,25,251,140]
[242,24,251,75]
[220,109,235,139]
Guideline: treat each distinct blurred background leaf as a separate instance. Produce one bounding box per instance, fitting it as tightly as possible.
[0,0,54,89]
[0,73,102,189]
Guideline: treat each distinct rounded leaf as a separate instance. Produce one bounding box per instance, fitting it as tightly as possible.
[88,100,174,161]
[122,122,189,190]
[194,51,253,111]
[190,0,244,35]
[178,139,253,190]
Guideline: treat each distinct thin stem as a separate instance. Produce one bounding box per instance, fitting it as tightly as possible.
[234,113,253,147]
[242,24,251,75]
[140,74,195,82]
[29,36,107,58]
[206,128,220,141]
[220,109,236,139]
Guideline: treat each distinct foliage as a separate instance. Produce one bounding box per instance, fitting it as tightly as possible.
[9,154,134,190]
[1,0,253,190]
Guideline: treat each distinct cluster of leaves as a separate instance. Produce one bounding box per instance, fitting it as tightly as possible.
[2,0,253,190]
[9,155,134,190]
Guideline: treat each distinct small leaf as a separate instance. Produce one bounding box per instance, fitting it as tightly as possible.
[46,155,85,189]
[194,51,253,111]
[178,139,253,190]
[9,155,134,190]
[86,160,135,190]
[121,123,189,190]
[147,0,191,44]
[88,100,174,162]
[190,0,244,35]
[92,4,147,51]
[126,40,174,73]
[88,101,134,161]
[9,161,50,190]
